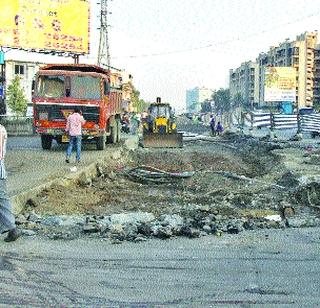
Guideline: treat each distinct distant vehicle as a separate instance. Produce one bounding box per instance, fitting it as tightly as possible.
[32,64,123,150]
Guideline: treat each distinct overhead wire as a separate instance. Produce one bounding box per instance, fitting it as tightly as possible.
[110,9,320,60]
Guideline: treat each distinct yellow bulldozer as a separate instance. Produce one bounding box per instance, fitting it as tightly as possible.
[142,97,183,148]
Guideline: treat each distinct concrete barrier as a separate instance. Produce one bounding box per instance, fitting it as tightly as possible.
[0,117,34,136]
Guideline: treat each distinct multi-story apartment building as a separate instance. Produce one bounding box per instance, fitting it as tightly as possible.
[229,61,259,109]
[314,44,320,107]
[257,31,317,109]
[186,87,213,113]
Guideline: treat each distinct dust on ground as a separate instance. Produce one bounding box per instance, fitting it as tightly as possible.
[27,132,317,222]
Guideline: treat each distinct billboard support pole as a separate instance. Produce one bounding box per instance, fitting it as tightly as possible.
[73,54,79,64]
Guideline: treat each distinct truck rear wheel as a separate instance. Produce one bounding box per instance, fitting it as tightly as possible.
[41,135,53,150]
[96,135,106,150]
[107,124,117,144]
[116,118,121,143]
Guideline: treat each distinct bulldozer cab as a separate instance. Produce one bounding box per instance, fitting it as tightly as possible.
[142,98,183,148]
[149,103,172,119]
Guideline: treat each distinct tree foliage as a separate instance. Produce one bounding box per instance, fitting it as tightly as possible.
[233,92,244,108]
[212,88,231,113]
[124,81,149,113]
[201,99,212,113]
[6,76,28,117]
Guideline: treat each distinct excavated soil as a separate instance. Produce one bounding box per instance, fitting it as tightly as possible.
[28,133,297,221]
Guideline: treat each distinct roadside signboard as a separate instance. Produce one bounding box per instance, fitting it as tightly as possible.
[0,0,90,54]
[264,67,296,102]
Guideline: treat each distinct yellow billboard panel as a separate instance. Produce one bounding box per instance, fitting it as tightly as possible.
[264,67,296,102]
[0,0,90,54]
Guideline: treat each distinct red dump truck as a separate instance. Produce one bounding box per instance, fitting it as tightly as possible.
[32,64,122,150]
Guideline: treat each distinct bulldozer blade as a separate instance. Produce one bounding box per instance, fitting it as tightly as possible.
[142,133,183,148]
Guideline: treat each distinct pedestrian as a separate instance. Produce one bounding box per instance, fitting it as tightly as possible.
[0,124,19,242]
[121,113,130,134]
[216,121,224,135]
[209,114,215,136]
[65,107,86,163]
[130,112,139,134]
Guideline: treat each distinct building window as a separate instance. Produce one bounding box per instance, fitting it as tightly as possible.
[15,65,24,75]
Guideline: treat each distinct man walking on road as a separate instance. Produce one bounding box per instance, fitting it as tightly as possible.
[209,114,215,136]
[65,107,86,163]
[0,124,19,242]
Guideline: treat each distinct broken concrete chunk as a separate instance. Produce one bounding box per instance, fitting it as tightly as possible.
[27,212,42,223]
[83,223,101,233]
[15,214,28,225]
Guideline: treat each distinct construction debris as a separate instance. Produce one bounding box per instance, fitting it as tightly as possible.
[123,165,194,183]
[19,129,320,242]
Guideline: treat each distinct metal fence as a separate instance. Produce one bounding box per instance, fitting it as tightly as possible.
[243,112,320,135]
[273,114,298,130]
[300,114,320,133]
[0,116,34,136]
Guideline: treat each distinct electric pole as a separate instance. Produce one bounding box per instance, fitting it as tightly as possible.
[97,0,111,69]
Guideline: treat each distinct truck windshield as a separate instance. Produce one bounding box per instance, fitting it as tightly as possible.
[71,76,101,99]
[37,76,65,98]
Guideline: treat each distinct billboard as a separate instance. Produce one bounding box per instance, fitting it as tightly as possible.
[0,0,90,54]
[264,67,296,102]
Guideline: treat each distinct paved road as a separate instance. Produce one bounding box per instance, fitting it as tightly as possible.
[6,135,132,197]
[0,227,320,306]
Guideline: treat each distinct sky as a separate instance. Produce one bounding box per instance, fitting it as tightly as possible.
[6,0,320,112]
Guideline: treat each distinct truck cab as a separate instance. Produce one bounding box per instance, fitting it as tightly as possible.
[33,64,122,150]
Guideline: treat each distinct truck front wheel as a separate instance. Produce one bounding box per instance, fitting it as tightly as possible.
[41,135,53,150]
[107,124,117,144]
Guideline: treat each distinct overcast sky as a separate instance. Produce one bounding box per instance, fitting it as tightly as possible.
[7,0,320,111]
[106,0,320,111]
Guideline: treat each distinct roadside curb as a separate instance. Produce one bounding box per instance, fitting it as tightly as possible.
[10,135,139,214]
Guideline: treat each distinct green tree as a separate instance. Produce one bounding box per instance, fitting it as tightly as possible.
[212,88,231,113]
[201,99,212,113]
[6,76,28,117]
[233,92,244,109]
[123,81,149,112]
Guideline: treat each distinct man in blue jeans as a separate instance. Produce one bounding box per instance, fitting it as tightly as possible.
[65,107,86,163]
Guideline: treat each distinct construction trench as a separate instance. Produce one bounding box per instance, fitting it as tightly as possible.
[15,129,320,242]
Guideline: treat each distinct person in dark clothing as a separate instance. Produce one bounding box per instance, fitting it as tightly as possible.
[216,122,224,135]
[209,115,215,136]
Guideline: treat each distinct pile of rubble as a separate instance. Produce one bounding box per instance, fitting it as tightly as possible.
[17,131,320,242]
[16,206,298,242]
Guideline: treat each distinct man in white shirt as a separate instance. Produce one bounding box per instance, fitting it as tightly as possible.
[0,124,19,242]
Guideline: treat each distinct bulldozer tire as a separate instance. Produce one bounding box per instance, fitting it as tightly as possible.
[96,135,106,150]
[41,135,53,150]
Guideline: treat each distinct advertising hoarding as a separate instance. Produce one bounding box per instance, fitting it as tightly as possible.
[264,67,296,102]
[0,0,90,54]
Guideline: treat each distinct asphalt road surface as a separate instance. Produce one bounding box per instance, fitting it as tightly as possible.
[0,227,320,306]
[6,136,128,197]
